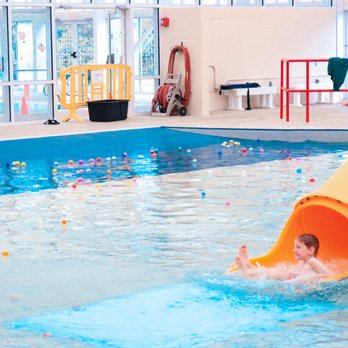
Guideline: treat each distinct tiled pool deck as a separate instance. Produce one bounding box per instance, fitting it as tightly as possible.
[1,104,348,141]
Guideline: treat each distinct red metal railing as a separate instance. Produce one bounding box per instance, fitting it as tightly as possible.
[280,58,348,123]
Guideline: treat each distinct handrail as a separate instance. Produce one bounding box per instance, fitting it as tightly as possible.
[59,64,132,122]
[280,58,348,123]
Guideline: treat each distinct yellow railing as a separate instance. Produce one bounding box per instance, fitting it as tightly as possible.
[59,64,132,122]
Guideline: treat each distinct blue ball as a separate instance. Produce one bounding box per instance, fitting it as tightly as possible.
[201,191,206,198]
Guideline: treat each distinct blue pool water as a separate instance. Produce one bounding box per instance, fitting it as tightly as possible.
[1,127,348,347]
[8,274,348,347]
[1,127,348,194]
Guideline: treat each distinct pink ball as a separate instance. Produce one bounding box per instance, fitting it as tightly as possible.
[77,177,84,183]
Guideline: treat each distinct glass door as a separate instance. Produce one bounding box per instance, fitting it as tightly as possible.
[56,16,94,72]
[11,7,53,122]
[133,8,159,113]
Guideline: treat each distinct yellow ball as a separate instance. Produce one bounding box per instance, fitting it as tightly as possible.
[61,219,68,225]
[21,162,26,168]
[52,168,57,174]
[2,250,9,257]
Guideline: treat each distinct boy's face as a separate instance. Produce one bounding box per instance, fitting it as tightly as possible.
[293,239,315,261]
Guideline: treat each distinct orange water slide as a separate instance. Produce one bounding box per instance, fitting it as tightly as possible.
[226,159,348,282]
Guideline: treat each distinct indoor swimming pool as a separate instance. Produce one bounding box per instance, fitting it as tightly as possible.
[1,127,348,347]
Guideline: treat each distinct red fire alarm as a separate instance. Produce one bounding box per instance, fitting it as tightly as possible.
[161,17,170,27]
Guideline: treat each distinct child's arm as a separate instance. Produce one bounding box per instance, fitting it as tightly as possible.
[308,257,333,277]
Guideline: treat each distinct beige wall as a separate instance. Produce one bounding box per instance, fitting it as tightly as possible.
[159,7,337,116]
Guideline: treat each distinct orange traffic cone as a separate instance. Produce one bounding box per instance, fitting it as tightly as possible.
[23,84,31,99]
[20,96,29,115]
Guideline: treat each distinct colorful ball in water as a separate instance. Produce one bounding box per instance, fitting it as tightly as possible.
[88,158,95,164]
[242,148,248,155]
[2,250,9,257]
[96,157,102,162]
[309,178,315,183]
[52,168,57,174]
[150,149,155,154]
[61,219,68,225]
[192,159,197,163]
[225,201,231,207]
[77,177,84,183]
[296,168,302,174]
[187,149,191,153]
[178,147,182,151]
[21,162,26,168]
[201,191,206,198]
[106,157,111,161]
[260,149,264,154]
[72,183,77,189]
[78,159,84,165]
[218,149,222,155]
[123,152,128,158]
[68,160,74,165]
[107,169,112,175]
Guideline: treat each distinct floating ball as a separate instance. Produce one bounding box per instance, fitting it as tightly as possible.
[72,183,77,189]
[288,157,293,161]
[106,157,111,161]
[187,149,191,153]
[123,152,128,158]
[242,148,248,155]
[201,191,206,198]
[21,162,26,168]
[296,168,302,174]
[151,153,157,159]
[52,168,57,174]
[112,156,117,160]
[2,250,9,257]
[192,159,197,163]
[77,177,84,183]
[248,147,253,151]
[96,157,102,162]
[78,159,84,165]
[309,178,315,183]
[138,154,144,159]
[150,149,155,154]
[178,147,182,151]
[86,168,91,173]
[218,149,222,155]
[68,160,74,165]
[225,201,231,207]
[15,161,20,167]
[229,140,234,145]
[6,163,10,168]
[107,169,112,175]
[61,219,68,225]
[260,149,264,154]
[221,141,227,147]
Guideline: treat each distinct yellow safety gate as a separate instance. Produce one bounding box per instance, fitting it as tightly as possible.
[59,64,132,122]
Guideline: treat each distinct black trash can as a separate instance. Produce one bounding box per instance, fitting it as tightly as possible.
[87,99,129,122]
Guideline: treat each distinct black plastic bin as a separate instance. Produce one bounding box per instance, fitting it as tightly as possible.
[87,99,129,122]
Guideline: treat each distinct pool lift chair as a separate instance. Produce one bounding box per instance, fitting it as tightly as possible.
[226,158,348,282]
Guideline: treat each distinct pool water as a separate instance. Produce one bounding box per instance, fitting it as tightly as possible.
[1,127,348,347]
